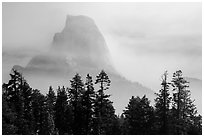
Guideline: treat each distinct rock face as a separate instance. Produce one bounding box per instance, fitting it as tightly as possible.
[52,15,113,71]
[12,15,155,114]
[26,15,114,75]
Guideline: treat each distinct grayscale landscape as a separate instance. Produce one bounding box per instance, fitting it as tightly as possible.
[2,2,202,135]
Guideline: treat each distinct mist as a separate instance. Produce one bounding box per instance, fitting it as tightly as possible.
[2,3,202,135]
[3,3,201,91]
[2,2,202,115]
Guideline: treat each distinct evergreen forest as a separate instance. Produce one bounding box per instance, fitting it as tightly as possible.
[2,69,202,135]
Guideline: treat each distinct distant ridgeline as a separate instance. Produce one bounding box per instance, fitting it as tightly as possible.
[2,69,202,135]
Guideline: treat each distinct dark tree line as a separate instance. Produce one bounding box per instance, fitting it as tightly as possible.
[2,69,202,135]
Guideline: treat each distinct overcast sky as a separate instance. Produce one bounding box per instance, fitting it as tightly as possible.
[2,2,202,91]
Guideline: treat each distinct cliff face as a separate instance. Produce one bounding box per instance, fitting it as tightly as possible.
[25,15,114,74]
[52,15,113,71]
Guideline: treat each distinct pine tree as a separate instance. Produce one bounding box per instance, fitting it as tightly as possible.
[6,69,24,117]
[2,88,18,134]
[123,95,154,135]
[21,81,34,134]
[171,70,199,134]
[154,71,171,134]
[54,86,69,134]
[69,73,85,134]
[31,89,49,134]
[94,70,118,134]
[100,100,120,134]
[64,100,74,134]
[81,74,95,134]
[95,70,111,92]
[46,86,56,115]
[3,69,33,134]
[46,86,57,134]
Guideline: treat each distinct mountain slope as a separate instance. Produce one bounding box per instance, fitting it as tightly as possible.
[10,15,176,114]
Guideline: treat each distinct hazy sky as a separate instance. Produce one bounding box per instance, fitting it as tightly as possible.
[2,2,202,91]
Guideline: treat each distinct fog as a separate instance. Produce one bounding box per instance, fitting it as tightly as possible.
[3,2,202,92]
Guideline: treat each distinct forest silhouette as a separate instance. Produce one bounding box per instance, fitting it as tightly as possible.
[2,69,202,135]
